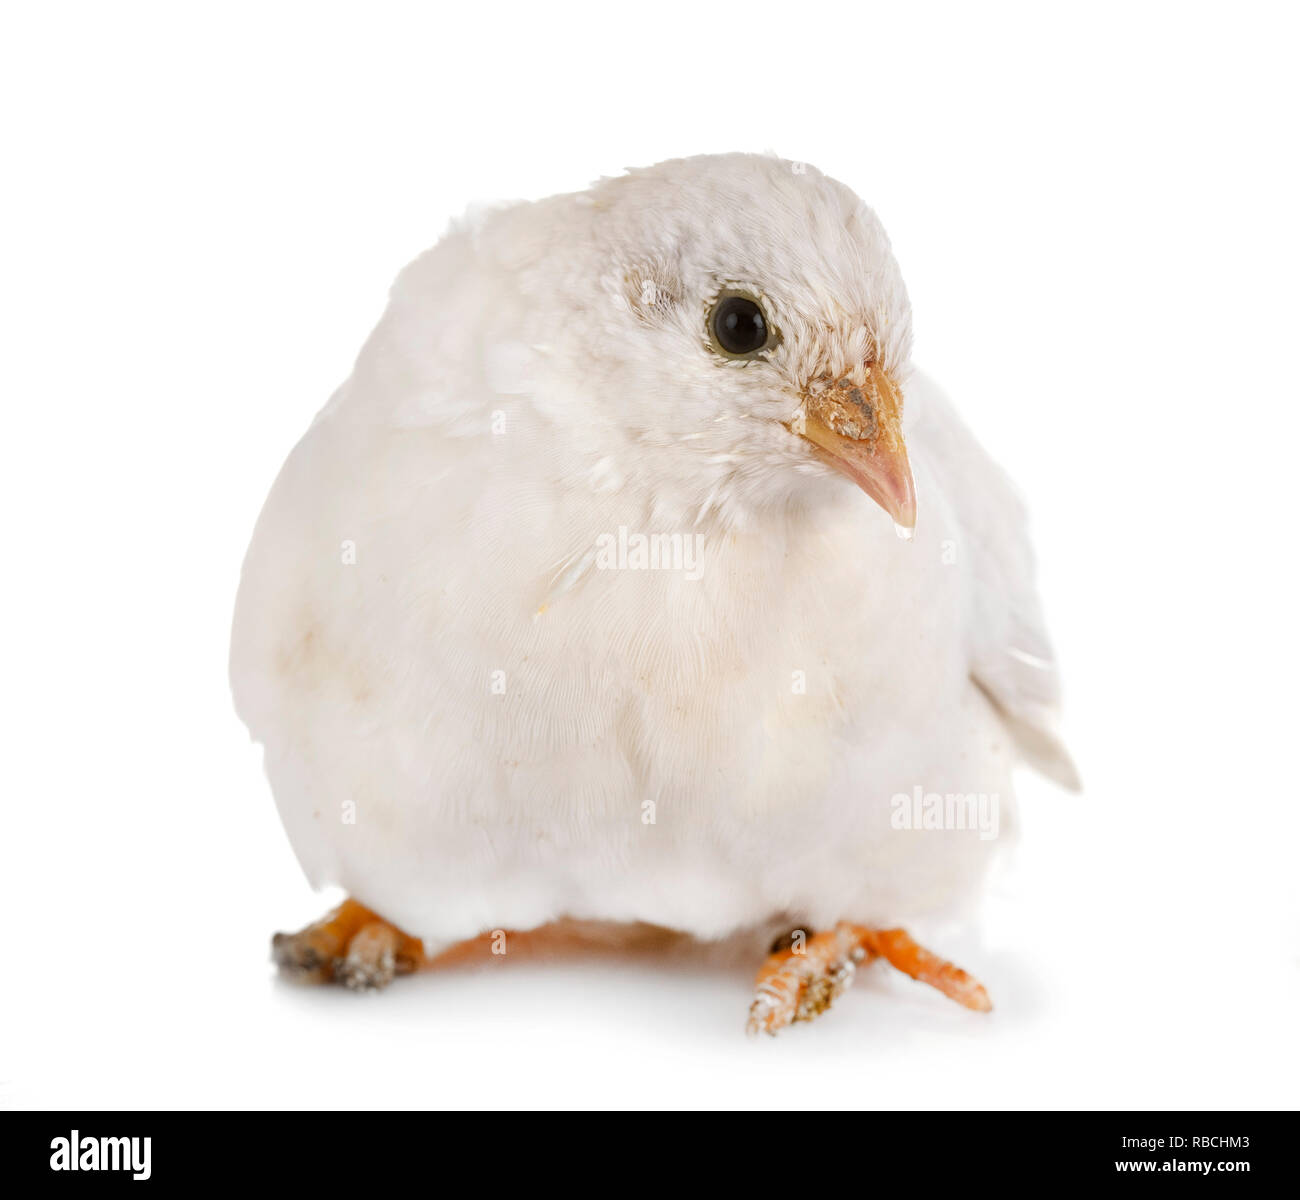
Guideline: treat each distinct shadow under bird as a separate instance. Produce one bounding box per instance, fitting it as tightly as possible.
[230,153,1077,1034]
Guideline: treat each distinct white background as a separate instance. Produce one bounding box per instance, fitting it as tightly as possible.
[3,1,1298,1110]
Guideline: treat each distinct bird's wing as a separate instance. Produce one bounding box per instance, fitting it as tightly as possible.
[910,371,1080,790]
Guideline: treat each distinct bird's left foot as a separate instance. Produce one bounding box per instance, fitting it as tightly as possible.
[746,923,992,1036]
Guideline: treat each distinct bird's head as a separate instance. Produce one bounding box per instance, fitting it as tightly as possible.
[518,154,917,533]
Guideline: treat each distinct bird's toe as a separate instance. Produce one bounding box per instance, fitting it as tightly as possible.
[271,928,339,985]
[335,922,399,992]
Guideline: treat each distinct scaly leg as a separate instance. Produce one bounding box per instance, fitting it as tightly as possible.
[747,922,991,1036]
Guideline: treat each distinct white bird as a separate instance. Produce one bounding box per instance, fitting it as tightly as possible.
[231,153,1076,1033]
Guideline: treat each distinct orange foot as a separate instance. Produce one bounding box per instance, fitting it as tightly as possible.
[746,922,992,1036]
[272,899,427,991]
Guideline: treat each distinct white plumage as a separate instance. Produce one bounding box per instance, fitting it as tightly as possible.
[231,153,1074,965]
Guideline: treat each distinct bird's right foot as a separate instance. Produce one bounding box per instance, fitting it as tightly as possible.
[272,899,425,991]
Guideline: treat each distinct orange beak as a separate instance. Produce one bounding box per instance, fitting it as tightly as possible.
[790,363,917,536]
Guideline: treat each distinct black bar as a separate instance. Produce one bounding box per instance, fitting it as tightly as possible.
[2,1110,1288,1186]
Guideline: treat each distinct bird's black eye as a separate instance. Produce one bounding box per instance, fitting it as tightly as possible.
[709,292,773,358]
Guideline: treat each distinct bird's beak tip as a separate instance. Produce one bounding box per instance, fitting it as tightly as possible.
[794,365,917,536]
[893,501,918,541]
